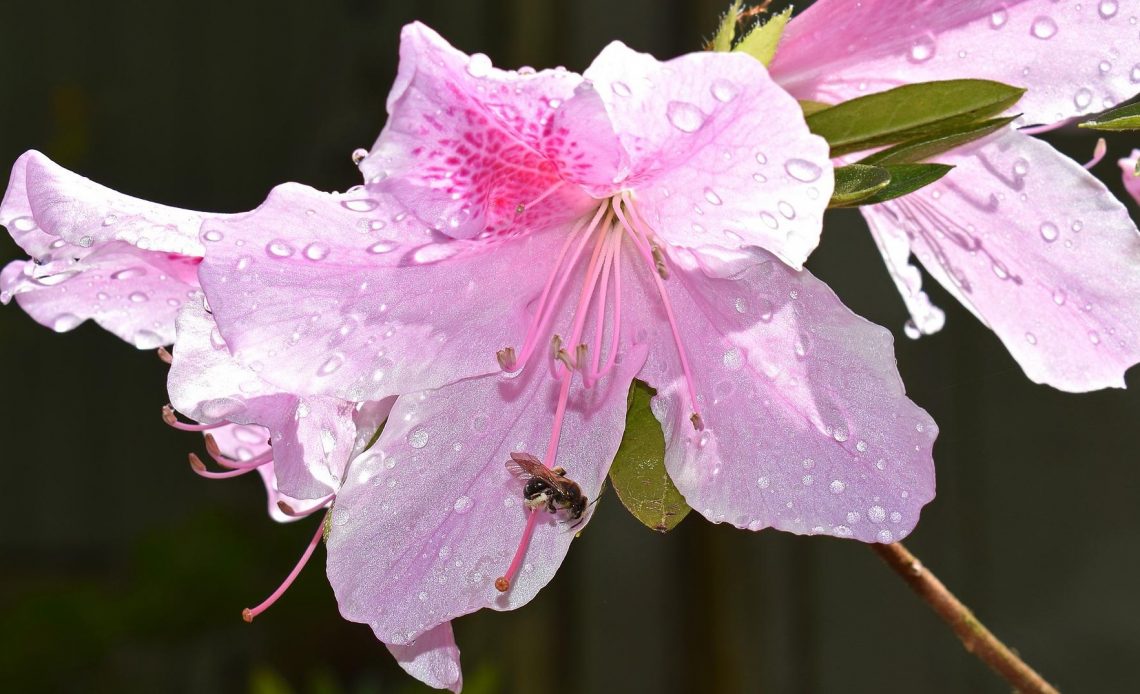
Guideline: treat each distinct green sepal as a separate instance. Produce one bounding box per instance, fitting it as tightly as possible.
[860,115,1017,166]
[805,79,1025,157]
[828,164,892,207]
[710,1,743,52]
[831,163,954,207]
[608,380,691,533]
[1079,101,1140,131]
[734,6,793,66]
[799,100,832,117]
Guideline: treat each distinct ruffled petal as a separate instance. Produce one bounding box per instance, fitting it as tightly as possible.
[626,249,936,542]
[361,22,595,241]
[581,42,832,268]
[864,208,947,338]
[864,130,1140,392]
[326,342,646,646]
[1,242,200,347]
[198,182,571,401]
[206,423,318,524]
[772,0,1140,125]
[386,622,463,692]
[1120,149,1140,204]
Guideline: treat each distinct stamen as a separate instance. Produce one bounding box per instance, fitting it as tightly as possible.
[243,512,327,622]
[163,404,226,432]
[690,412,705,431]
[496,346,517,371]
[157,347,173,364]
[518,180,566,213]
[189,452,255,479]
[1084,137,1107,169]
[277,495,335,518]
[204,433,273,470]
[651,243,669,280]
[558,212,616,379]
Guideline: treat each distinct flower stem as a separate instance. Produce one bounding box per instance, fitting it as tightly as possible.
[871,542,1060,694]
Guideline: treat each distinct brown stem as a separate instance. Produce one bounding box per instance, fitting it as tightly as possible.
[872,542,1060,694]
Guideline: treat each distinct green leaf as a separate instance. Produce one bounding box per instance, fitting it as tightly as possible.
[828,164,892,207]
[861,115,1017,166]
[710,1,743,52]
[609,381,691,532]
[832,163,953,207]
[805,79,1026,156]
[1079,101,1140,131]
[799,100,832,117]
[734,6,793,66]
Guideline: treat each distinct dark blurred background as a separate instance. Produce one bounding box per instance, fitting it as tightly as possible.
[2,1,1138,692]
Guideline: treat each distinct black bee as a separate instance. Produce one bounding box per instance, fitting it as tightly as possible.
[505,451,589,526]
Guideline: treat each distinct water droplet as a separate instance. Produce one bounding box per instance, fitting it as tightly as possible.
[53,313,81,331]
[11,216,36,232]
[453,495,473,513]
[546,98,562,109]
[1099,60,1113,74]
[351,148,368,165]
[77,235,94,248]
[757,476,770,489]
[856,440,868,452]
[785,158,822,182]
[710,79,738,103]
[266,240,294,258]
[1074,88,1093,110]
[868,505,887,523]
[755,151,768,165]
[890,511,903,524]
[1131,65,1140,82]
[1030,16,1058,39]
[722,348,743,370]
[611,81,632,97]
[111,267,146,280]
[341,198,379,213]
[367,240,398,254]
[990,9,1008,28]
[703,188,723,206]
[1025,332,1038,345]
[1039,222,1059,242]
[317,353,344,376]
[760,212,779,229]
[778,201,796,219]
[1053,289,1067,306]
[908,35,936,62]
[1089,330,1101,345]
[802,475,814,486]
[733,297,747,313]
[129,291,148,303]
[303,242,330,261]
[1099,0,1119,19]
[666,101,705,133]
[202,229,223,242]
[877,529,894,543]
[829,480,846,495]
[408,426,429,449]
[466,53,493,77]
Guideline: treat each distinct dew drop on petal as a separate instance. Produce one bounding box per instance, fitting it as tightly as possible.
[303,242,330,261]
[267,240,294,258]
[785,158,822,182]
[1074,88,1093,110]
[111,267,146,280]
[757,476,770,489]
[1053,289,1067,306]
[878,529,894,543]
[10,216,36,232]
[868,505,887,523]
[351,148,368,165]
[908,35,936,63]
[367,240,398,254]
[778,201,796,219]
[408,426,429,449]
[611,81,632,97]
[989,9,1008,28]
[317,353,344,376]
[1089,330,1101,345]
[53,313,82,331]
[466,53,492,77]
[129,291,148,303]
[703,188,723,206]
[1030,16,1058,39]
[1039,222,1059,242]
[722,348,743,370]
[202,229,223,242]
[341,198,379,213]
[453,495,474,513]
[1025,332,1038,345]
[1099,0,1119,19]
[666,101,705,133]
[830,480,846,494]
[710,79,738,103]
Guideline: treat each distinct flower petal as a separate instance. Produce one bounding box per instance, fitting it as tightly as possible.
[863,130,1140,392]
[326,342,647,646]
[386,622,463,692]
[582,42,832,268]
[1120,149,1140,204]
[206,423,319,523]
[627,250,936,542]
[361,22,595,241]
[1,242,200,347]
[198,182,571,401]
[772,0,1140,125]
[864,208,947,339]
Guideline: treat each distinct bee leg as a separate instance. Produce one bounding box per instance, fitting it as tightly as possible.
[524,492,549,510]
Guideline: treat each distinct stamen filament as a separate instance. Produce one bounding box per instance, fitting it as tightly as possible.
[204,433,273,470]
[243,512,327,622]
[189,453,255,479]
[163,404,226,432]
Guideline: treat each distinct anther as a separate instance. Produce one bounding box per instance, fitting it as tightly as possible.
[651,243,669,280]
[496,346,517,371]
[495,576,511,592]
[555,348,576,371]
[157,347,173,364]
[575,343,588,368]
[515,204,526,215]
[690,412,705,431]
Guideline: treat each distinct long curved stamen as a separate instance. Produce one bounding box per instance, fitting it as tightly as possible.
[556,215,615,380]
[203,433,273,470]
[162,404,226,432]
[243,512,327,622]
[583,231,622,387]
[614,193,704,427]
[188,453,256,479]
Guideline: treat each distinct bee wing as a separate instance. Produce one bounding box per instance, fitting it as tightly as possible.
[505,451,546,481]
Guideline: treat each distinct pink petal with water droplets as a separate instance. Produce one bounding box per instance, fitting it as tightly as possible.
[580,42,832,268]
[325,342,646,646]
[207,423,320,523]
[626,249,936,542]
[864,130,1140,392]
[1120,149,1140,204]
[386,622,464,693]
[1,241,200,347]
[361,22,595,241]
[864,210,947,339]
[772,0,1140,125]
[197,183,569,401]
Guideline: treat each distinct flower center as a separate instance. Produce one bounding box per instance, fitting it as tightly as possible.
[494,192,704,592]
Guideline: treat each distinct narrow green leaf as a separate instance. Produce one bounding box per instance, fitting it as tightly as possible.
[828,164,892,207]
[710,1,743,52]
[609,380,691,533]
[1079,101,1140,131]
[805,79,1026,156]
[832,163,953,207]
[799,100,832,117]
[734,6,793,66]
[861,115,1017,166]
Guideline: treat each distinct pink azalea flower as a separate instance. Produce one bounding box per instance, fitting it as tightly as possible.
[195,22,937,664]
[770,0,1140,392]
[0,151,213,348]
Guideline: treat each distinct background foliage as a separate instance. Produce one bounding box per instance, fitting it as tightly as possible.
[1,1,1138,692]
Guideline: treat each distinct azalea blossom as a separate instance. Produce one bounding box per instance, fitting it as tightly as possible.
[769,0,1140,392]
[194,22,937,663]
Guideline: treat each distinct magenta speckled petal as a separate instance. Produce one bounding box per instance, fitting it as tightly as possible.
[1,242,200,347]
[325,343,646,646]
[772,0,1140,125]
[625,250,936,542]
[197,183,569,401]
[386,622,463,692]
[1120,150,1140,204]
[863,130,1140,392]
[581,42,832,268]
[360,22,596,241]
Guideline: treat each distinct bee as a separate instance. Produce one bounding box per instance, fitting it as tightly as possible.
[506,451,589,527]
